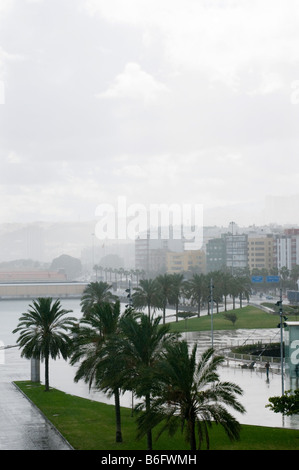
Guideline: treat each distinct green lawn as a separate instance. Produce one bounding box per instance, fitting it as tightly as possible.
[13,306,299,451]
[168,305,280,333]
[15,381,299,451]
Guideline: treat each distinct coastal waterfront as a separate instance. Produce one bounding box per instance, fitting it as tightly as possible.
[1,297,299,431]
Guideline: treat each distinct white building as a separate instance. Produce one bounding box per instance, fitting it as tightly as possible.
[273,229,299,270]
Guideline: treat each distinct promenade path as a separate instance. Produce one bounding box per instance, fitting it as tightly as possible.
[0,345,72,450]
[0,381,72,450]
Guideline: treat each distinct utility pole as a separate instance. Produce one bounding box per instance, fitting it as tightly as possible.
[277,289,285,396]
[230,221,235,276]
[210,277,214,348]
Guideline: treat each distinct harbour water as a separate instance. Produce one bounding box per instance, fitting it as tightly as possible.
[1,297,299,431]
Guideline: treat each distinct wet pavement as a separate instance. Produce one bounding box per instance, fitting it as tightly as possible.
[0,381,72,450]
[0,346,73,450]
[1,339,298,451]
[1,296,299,449]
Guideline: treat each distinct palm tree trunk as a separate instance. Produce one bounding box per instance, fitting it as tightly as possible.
[45,354,49,391]
[145,394,152,450]
[188,411,196,450]
[114,388,122,442]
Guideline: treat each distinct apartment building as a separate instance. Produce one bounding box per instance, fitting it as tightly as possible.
[248,235,274,272]
[273,229,299,270]
[166,250,206,274]
[225,233,248,274]
[205,233,248,273]
[136,225,299,276]
[206,237,226,273]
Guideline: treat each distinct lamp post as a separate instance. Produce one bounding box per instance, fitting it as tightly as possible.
[277,289,285,396]
[210,277,214,348]
[230,221,235,276]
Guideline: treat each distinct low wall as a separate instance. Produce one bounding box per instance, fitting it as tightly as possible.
[0,282,88,299]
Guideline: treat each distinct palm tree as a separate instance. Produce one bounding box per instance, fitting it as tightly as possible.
[219,271,232,312]
[118,267,125,283]
[137,343,245,450]
[70,301,126,442]
[230,276,240,309]
[168,273,184,322]
[80,281,117,316]
[228,274,250,309]
[156,273,173,324]
[134,269,142,286]
[279,266,290,291]
[115,313,180,450]
[208,271,224,313]
[290,265,299,290]
[98,265,104,281]
[132,278,160,317]
[236,275,251,308]
[93,264,99,281]
[13,297,76,391]
[113,268,118,282]
[185,273,206,317]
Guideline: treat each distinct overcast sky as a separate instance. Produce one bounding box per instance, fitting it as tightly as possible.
[1,0,299,229]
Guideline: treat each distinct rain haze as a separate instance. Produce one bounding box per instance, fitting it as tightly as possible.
[2,2,299,446]
[1,0,299,260]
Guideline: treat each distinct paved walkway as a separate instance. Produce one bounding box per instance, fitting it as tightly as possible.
[0,381,72,450]
[1,326,298,449]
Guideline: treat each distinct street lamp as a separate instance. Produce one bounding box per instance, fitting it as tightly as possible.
[230,221,235,276]
[276,289,286,396]
[210,277,214,348]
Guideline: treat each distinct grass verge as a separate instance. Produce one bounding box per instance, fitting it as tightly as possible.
[168,305,280,333]
[14,381,299,451]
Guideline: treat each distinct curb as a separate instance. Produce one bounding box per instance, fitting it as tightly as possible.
[12,381,74,450]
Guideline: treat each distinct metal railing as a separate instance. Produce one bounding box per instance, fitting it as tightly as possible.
[226,351,280,365]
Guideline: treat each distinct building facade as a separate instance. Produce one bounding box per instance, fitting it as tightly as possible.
[135,230,184,275]
[247,235,274,272]
[206,233,248,273]
[166,250,206,274]
[136,226,299,277]
[206,237,226,273]
[225,233,248,273]
[273,229,299,271]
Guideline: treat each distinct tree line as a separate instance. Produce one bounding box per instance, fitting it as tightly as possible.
[130,271,252,323]
[93,265,145,284]
[12,281,246,451]
[94,263,299,293]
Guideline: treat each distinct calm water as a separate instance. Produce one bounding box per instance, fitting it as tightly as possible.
[1,297,299,431]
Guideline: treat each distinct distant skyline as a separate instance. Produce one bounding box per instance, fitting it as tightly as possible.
[1,1,299,227]
[0,217,298,266]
